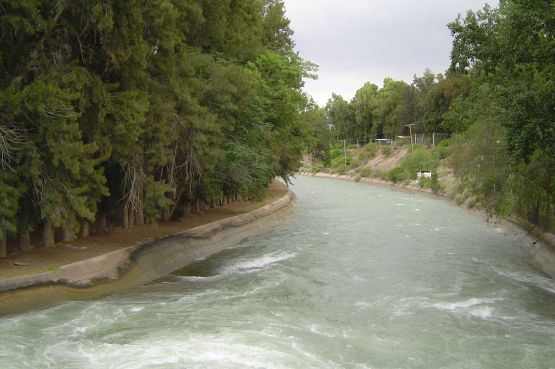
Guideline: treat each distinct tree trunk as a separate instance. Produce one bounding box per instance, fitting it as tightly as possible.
[135,210,144,226]
[136,182,145,225]
[195,200,201,214]
[80,222,90,238]
[62,225,75,242]
[183,201,191,216]
[43,221,55,248]
[162,206,171,222]
[19,224,32,251]
[95,213,107,234]
[168,188,185,221]
[122,205,129,229]
[0,230,7,258]
[128,207,135,228]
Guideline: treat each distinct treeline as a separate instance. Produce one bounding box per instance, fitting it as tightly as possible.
[305,0,554,232]
[326,71,469,141]
[303,69,471,164]
[0,0,315,255]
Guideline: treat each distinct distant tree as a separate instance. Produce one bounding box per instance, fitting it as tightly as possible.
[373,78,415,138]
[351,83,379,141]
[302,100,332,164]
[325,94,356,140]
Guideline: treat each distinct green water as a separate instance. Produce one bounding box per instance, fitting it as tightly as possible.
[1,176,554,368]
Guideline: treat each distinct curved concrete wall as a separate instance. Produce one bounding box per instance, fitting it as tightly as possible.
[0,191,294,315]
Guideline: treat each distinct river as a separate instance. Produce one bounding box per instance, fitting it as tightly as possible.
[1,176,554,368]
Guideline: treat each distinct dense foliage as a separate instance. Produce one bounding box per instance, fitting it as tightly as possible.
[0,0,315,255]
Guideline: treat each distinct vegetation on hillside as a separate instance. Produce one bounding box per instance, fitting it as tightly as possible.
[0,0,316,256]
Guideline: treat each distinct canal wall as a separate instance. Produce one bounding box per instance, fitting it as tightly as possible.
[302,172,555,279]
[0,190,294,315]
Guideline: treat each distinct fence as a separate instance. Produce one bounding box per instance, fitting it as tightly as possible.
[412,133,450,147]
[332,132,450,149]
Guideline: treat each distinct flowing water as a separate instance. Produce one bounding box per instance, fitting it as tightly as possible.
[1,176,555,369]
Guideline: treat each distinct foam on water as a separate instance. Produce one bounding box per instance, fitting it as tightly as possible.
[35,335,315,369]
[218,251,296,274]
[175,275,224,283]
[428,297,499,311]
[497,270,555,295]
[469,306,495,319]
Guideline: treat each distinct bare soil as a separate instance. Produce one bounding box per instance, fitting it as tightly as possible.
[0,183,287,281]
[367,147,408,171]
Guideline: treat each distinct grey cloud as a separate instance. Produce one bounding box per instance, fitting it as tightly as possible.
[284,0,497,105]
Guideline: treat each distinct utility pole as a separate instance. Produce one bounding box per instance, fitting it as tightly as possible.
[343,139,347,166]
[406,124,415,152]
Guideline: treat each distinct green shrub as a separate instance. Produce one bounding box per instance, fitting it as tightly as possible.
[310,163,325,174]
[357,166,373,177]
[434,138,455,160]
[386,167,404,183]
[381,146,392,156]
[419,177,431,188]
[465,195,478,209]
[356,143,378,162]
[349,157,361,169]
[353,174,362,182]
[329,144,353,170]
[397,148,440,181]
[331,155,351,168]
[454,193,466,205]
[332,163,347,174]
[431,172,440,194]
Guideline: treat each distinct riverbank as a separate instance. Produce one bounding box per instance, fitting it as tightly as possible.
[0,182,294,315]
[299,171,555,278]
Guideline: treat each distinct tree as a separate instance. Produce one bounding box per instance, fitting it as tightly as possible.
[325,94,355,140]
[373,78,415,138]
[0,0,316,255]
[448,0,555,229]
[351,83,379,141]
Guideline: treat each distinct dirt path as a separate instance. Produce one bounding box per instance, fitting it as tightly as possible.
[367,147,408,171]
[0,183,288,281]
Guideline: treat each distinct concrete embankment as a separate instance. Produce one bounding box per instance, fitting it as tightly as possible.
[0,190,294,315]
[301,172,555,279]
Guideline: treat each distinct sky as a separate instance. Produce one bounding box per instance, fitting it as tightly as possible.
[283,0,497,106]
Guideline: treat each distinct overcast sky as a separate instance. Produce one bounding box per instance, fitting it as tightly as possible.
[283,0,497,106]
